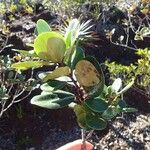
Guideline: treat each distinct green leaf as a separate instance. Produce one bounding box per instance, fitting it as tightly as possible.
[75,56,105,97]
[100,85,108,99]
[118,100,127,108]
[74,104,85,116]
[53,90,74,96]
[65,19,80,47]
[70,47,85,69]
[11,61,49,70]
[36,19,51,35]
[140,27,150,37]
[85,97,108,113]
[65,31,72,49]
[86,114,107,130]
[134,34,143,41]
[64,19,92,47]
[38,72,48,80]
[74,104,92,130]
[122,108,137,113]
[134,27,150,41]
[41,80,66,92]
[41,91,51,95]
[12,49,38,57]
[26,43,34,47]
[112,78,122,93]
[34,32,66,62]
[118,80,134,95]
[107,86,114,95]
[102,106,119,120]
[31,90,75,109]
[43,66,71,82]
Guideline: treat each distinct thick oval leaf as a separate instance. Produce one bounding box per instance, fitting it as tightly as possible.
[102,106,119,120]
[74,104,85,116]
[43,66,71,82]
[85,97,108,113]
[31,90,75,109]
[11,61,49,70]
[41,91,52,95]
[75,60,99,86]
[75,56,105,96]
[74,104,92,130]
[38,73,73,86]
[77,113,92,131]
[36,19,51,35]
[41,80,66,92]
[34,32,66,62]
[53,90,74,97]
[86,114,107,130]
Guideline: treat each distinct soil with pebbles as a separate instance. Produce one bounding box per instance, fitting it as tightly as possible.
[92,113,150,150]
[41,112,150,150]
[0,111,149,150]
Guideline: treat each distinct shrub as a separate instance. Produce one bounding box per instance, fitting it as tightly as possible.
[0,54,37,118]
[11,19,136,132]
[106,48,150,100]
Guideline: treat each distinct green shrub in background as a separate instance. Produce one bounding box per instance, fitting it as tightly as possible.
[0,55,37,118]
[0,0,33,15]
[11,19,136,132]
[106,48,150,100]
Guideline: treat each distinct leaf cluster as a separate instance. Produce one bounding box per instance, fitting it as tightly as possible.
[11,19,136,130]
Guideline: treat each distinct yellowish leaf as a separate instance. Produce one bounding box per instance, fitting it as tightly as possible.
[43,66,71,82]
[75,60,100,87]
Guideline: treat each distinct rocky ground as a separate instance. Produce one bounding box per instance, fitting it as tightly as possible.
[0,111,149,150]
[42,112,150,150]
[94,113,150,150]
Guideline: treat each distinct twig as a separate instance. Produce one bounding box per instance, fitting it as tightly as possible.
[7,72,18,95]
[0,69,35,118]
[81,129,86,150]
[85,130,94,140]
[110,38,137,51]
